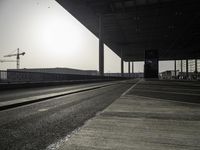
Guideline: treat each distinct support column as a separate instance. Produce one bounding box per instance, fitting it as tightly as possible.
[99,15,104,76]
[128,62,130,77]
[174,60,176,79]
[180,60,183,78]
[121,50,124,77]
[17,48,20,69]
[195,59,198,73]
[132,61,134,77]
[194,59,198,80]
[186,59,188,79]
[144,49,158,78]
[121,58,124,77]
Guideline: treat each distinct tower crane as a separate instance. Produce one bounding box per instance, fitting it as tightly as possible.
[4,48,25,69]
[0,60,16,63]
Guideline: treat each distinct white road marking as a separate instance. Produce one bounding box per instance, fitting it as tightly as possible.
[121,79,141,96]
[38,108,49,112]
[46,127,81,150]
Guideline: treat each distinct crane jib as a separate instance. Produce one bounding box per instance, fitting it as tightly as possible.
[3,48,26,69]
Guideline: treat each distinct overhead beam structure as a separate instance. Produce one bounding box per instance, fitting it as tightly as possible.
[56,0,200,62]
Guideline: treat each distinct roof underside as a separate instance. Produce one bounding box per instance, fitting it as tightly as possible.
[56,0,200,61]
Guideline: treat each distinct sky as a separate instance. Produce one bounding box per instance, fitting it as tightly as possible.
[0,0,173,73]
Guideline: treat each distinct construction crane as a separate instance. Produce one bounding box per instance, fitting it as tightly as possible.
[0,60,16,63]
[4,48,25,69]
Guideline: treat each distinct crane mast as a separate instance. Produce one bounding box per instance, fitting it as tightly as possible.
[4,48,25,69]
[17,48,20,69]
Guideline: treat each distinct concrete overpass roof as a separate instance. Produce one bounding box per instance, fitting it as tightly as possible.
[56,0,200,61]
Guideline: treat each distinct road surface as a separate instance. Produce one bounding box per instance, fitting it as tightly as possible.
[0,81,133,150]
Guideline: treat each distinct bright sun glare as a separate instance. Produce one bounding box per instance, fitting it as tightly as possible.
[40,14,84,57]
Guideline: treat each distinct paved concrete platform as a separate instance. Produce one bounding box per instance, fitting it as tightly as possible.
[59,79,200,150]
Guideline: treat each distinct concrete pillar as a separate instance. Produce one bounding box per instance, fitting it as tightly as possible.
[128,62,131,77]
[121,50,124,77]
[132,61,134,77]
[194,59,198,80]
[121,58,124,77]
[180,60,183,75]
[17,48,20,69]
[195,59,198,73]
[99,15,104,76]
[174,60,176,78]
[144,49,158,78]
[186,59,188,79]
[180,60,183,73]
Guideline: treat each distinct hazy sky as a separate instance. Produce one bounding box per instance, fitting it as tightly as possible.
[0,0,173,73]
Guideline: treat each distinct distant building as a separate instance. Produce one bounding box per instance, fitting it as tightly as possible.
[8,67,98,76]
[4,68,98,82]
[104,73,121,77]
[0,71,7,81]
[160,70,200,80]
[159,70,177,80]
[133,72,144,78]
[104,72,143,78]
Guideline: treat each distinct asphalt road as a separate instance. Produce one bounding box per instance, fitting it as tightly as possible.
[0,82,117,102]
[0,81,133,150]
